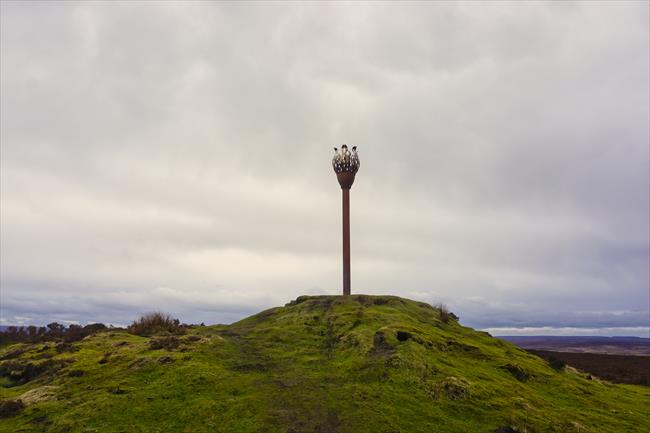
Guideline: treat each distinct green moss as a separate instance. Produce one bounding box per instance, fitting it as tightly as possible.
[1,295,649,432]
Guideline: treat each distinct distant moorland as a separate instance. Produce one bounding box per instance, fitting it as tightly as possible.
[499,336,650,356]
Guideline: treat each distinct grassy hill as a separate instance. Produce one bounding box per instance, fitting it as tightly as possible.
[1,295,649,432]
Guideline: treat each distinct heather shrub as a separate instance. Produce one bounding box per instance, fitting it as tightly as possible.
[435,303,458,324]
[127,312,184,336]
[548,355,566,371]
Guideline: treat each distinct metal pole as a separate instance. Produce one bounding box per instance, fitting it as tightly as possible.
[342,188,351,295]
[332,144,358,296]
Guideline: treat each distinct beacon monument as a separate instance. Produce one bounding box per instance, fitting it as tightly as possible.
[332,145,360,296]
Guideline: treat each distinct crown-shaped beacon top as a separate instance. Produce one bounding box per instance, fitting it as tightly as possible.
[332,144,360,174]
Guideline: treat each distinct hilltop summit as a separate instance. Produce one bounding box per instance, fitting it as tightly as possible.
[1,295,649,432]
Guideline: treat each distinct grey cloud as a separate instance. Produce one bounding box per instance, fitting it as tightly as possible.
[1,2,648,335]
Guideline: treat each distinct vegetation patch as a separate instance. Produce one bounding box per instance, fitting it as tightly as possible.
[440,340,486,358]
[55,343,77,354]
[546,354,567,371]
[157,356,174,365]
[98,352,112,364]
[0,399,23,419]
[493,427,518,433]
[370,330,394,357]
[501,364,531,382]
[0,358,71,386]
[127,312,185,337]
[425,376,471,400]
[19,386,58,405]
[0,346,31,361]
[148,336,181,351]
[435,303,458,324]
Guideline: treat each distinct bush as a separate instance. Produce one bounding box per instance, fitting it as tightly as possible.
[127,312,183,336]
[435,303,458,324]
[548,356,566,371]
[0,322,107,345]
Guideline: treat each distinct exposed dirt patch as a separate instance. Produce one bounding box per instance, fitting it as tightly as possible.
[353,295,373,307]
[231,362,268,372]
[349,309,364,330]
[396,331,412,342]
[0,399,24,418]
[315,410,341,433]
[440,340,486,358]
[370,331,394,357]
[128,356,154,370]
[494,427,518,433]
[0,358,72,386]
[322,318,339,356]
[55,343,77,353]
[310,298,334,311]
[501,364,531,382]
[149,336,181,351]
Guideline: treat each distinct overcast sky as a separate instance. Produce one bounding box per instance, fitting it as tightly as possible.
[1,1,648,336]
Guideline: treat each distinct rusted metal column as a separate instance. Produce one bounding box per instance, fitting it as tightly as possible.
[342,188,351,295]
[332,145,359,296]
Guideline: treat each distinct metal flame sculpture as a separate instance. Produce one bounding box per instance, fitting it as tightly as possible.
[332,144,360,175]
